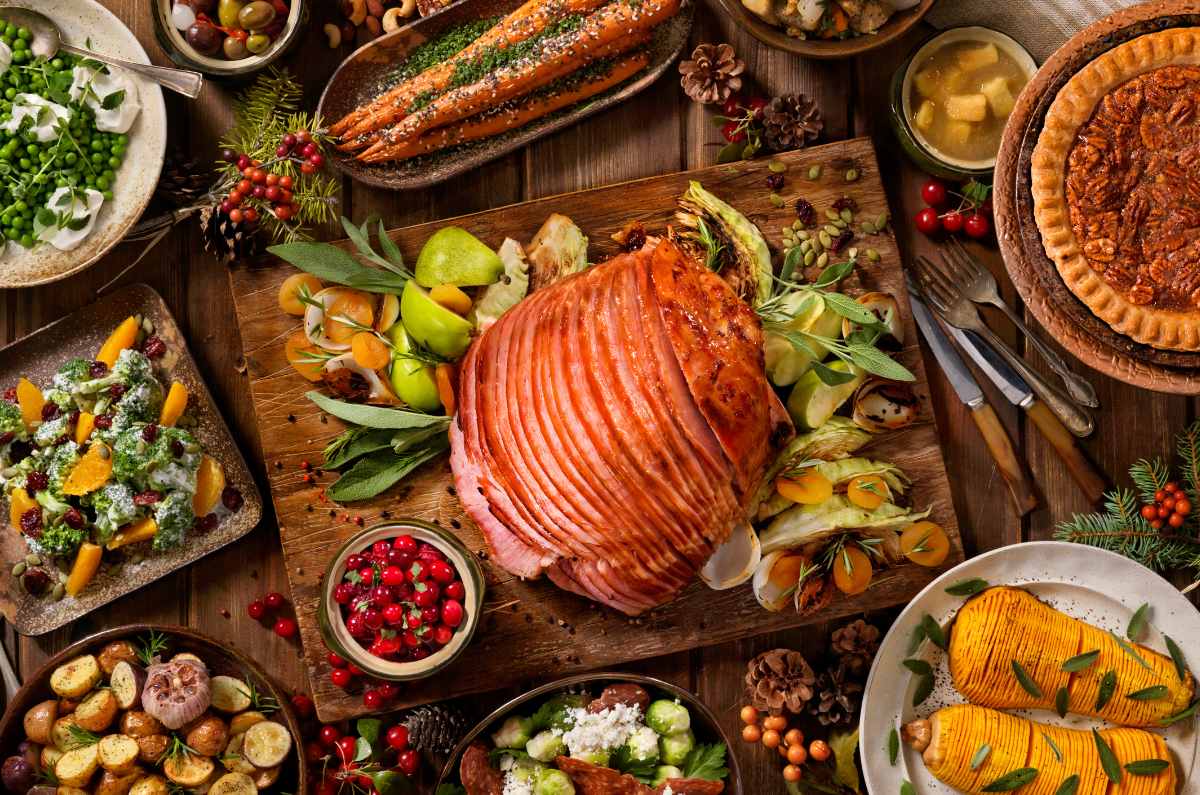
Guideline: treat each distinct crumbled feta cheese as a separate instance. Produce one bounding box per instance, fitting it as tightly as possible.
[562,703,644,755]
[498,755,516,772]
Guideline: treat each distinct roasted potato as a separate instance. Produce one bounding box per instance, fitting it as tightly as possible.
[184,716,228,759]
[128,775,168,795]
[97,736,139,774]
[133,737,167,767]
[208,773,255,795]
[97,642,139,676]
[49,657,101,700]
[118,713,162,739]
[252,766,280,789]
[226,712,264,737]
[208,678,250,714]
[23,701,59,746]
[55,700,78,717]
[39,747,62,773]
[109,662,145,711]
[50,716,82,752]
[242,721,292,769]
[95,768,142,795]
[162,754,213,789]
[75,690,118,733]
[55,788,88,795]
[26,787,55,795]
[219,736,254,776]
[54,745,99,788]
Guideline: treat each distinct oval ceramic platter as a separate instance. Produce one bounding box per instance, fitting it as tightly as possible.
[860,541,1200,794]
[317,0,692,190]
[0,0,166,288]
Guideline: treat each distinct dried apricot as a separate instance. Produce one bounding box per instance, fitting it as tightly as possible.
[285,332,325,382]
[74,412,95,445]
[15,378,43,432]
[97,316,139,368]
[159,381,189,427]
[193,455,226,516]
[62,443,114,496]
[831,545,872,595]
[846,474,889,510]
[429,284,472,316]
[351,332,391,371]
[435,363,457,416]
[776,471,833,505]
[326,290,375,345]
[900,521,950,567]
[376,293,400,332]
[278,273,324,316]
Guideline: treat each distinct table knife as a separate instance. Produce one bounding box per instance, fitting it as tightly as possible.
[910,293,1038,515]
[948,326,1108,505]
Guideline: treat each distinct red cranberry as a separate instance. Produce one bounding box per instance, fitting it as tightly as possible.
[333,582,355,604]
[319,725,341,746]
[20,507,41,537]
[336,736,357,762]
[441,599,464,628]
[302,142,318,158]
[88,360,108,378]
[330,668,353,689]
[1,386,14,402]
[385,548,409,567]
[291,693,313,717]
[372,540,392,559]
[408,561,427,582]
[305,741,324,763]
[362,689,383,709]
[413,581,439,607]
[346,613,370,638]
[273,617,298,638]
[444,581,465,601]
[410,647,429,661]
[346,662,364,676]
[133,490,162,506]
[432,625,453,646]
[40,402,58,421]
[386,726,410,751]
[142,336,167,359]
[382,565,405,586]
[369,585,393,606]
[420,605,439,624]
[194,513,219,533]
[830,229,854,254]
[428,559,455,584]
[24,471,48,493]
[383,603,405,625]
[108,384,126,400]
[345,553,365,571]
[264,591,286,609]
[141,423,160,443]
[327,652,347,669]
[21,568,49,595]
[403,630,420,648]
[362,609,383,630]
[247,600,266,620]
[94,414,112,429]
[0,432,12,446]
[221,486,244,511]
[62,508,84,530]
[392,535,417,554]
[394,581,413,599]
[170,439,185,458]
[359,567,375,585]
[377,682,398,699]
[406,614,422,630]
[397,750,420,776]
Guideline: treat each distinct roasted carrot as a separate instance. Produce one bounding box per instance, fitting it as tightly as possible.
[373,51,649,163]
[822,5,849,38]
[359,0,678,161]
[330,0,613,141]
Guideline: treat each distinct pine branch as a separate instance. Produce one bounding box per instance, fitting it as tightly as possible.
[1055,488,1200,574]
[1129,458,1169,504]
[1177,420,1200,509]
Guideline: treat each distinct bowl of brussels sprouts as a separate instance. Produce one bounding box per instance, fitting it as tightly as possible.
[435,673,741,795]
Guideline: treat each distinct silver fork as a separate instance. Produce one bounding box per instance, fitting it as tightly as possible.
[943,239,1100,408]
[912,255,1095,438]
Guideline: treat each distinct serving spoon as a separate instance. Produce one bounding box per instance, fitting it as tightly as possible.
[1,7,203,98]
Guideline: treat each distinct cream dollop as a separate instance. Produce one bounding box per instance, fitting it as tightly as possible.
[69,64,141,133]
[0,41,11,76]
[1,94,69,142]
[33,187,105,251]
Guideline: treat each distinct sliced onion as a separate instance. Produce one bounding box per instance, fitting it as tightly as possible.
[842,292,904,345]
[752,550,809,612]
[852,377,918,432]
[304,287,352,351]
[700,522,761,590]
[324,353,399,405]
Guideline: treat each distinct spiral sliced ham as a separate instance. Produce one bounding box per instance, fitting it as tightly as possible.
[450,240,789,613]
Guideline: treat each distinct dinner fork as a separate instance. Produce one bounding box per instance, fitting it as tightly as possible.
[911,255,1095,438]
[942,239,1099,408]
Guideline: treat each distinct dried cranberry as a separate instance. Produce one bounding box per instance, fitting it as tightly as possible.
[62,507,85,529]
[193,513,219,533]
[141,423,159,443]
[19,507,42,536]
[2,386,15,403]
[94,414,113,430]
[222,486,244,512]
[21,568,49,596]
[766,173,785,191]
[88,360,108,378]
[52,435,69,447]
[24,471,48,493]
[0,432,12,446]
[832,196,858,213]
[40,402,58,421]
[67,410,80,425]
[108,384,126,400]
[133,491,162,506]
[170,439,184,458]
[7,440,30,463]
[794,198,816,226]
[830,229,854,254]
[142,336,167,359]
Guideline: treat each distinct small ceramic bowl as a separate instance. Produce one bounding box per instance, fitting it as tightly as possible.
[319,519,485,681]
[889,26,1037,179]
[151,0,308,78]
[713,0,934,59]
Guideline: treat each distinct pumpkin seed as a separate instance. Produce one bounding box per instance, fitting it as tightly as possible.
[25,554,40,566]
[97,446,110,460]
[833,219,848,229]
[867,248,881,262]
[804,251,815,267]
[862,221,877,235]
[50,584,65,601]
[769,160,787,173]
[825,208,840,221]
[11,562,26,577]
[840,208,854,223]
[141,317,154,335]
[819,231,832,249]
[817,252,829,268]
[808,165,822,179]
[846,168,859,182]
[824,224,840,236]
[797,230,810,240]
[876,212,889,228]
[769,192,784,208]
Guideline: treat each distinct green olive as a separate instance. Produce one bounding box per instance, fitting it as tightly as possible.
[237,1,276,31]
[222,36,249,59]
[245,32,272,54]
[216,0,246,29]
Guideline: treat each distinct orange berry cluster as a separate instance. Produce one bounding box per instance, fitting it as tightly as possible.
[738,705,831,784]
[1140,481,1192,529]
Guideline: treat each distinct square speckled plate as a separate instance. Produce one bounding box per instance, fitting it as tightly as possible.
[0,284,261,635]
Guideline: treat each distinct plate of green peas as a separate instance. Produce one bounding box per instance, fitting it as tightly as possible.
[0,0,165,287]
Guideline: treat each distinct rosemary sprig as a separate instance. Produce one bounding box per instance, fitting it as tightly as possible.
[136,630,169,666]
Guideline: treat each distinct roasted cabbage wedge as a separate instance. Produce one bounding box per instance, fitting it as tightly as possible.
[949,587,1194,726]
[905,704,1176,795]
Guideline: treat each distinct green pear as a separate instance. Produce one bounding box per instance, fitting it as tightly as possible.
[787,360,865,430]
[399,280,473,359]
[415,227,504,287]
[387,322,442,412]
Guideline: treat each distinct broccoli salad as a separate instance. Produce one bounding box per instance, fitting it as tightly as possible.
[0,315,240,601]
[454,683,728,795]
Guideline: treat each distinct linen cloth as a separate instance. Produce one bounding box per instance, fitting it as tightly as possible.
[927,0,1136,61]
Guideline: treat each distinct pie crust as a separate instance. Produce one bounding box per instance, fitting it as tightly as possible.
[1032,28,1200,351]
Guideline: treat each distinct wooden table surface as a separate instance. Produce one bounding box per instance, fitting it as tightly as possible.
[1,2,1195,793]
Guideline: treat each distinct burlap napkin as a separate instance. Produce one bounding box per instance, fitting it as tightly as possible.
[926,0,1134,61]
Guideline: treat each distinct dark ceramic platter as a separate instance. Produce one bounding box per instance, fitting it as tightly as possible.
[317,0,693,190]
[0,285,263,635]
[996,2,1200,391]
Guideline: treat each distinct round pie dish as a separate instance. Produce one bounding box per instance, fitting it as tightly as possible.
[713,0,934,59]
[318,519,485,682]
[996,1,1200,393]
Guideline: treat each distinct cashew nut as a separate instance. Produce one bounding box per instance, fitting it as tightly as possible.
[398,0,417,17]
[346,0,367,26]
[323,23,342,47]
[381,6,404,30]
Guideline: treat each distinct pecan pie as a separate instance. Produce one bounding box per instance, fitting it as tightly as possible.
[1032,29,1200,350]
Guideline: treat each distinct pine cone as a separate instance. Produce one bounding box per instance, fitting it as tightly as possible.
[763,94,823,152]
[831,619,881,678]
[156,150,213,208]
[201,206,261,263]
[745,648,816,715]
[402,704,469,755]
[678,43,744,104]
[808,665,864,727]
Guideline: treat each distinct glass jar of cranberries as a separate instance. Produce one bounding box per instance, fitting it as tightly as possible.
[319,520,483,683]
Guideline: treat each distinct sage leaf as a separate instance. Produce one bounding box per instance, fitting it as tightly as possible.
[1043,733,1063,763]
[887,728,899,766]
[1012,660,1043,699]
[921,614,947,651]
[1096,670,1117,711]
[1109,631,1153,671]
[1055,687,1069,718]
[781,248,804,283]
[268,242,410,294]
[1124,759,1169,776]
[341,216,407,276]
[326,438,448,502]
[1093,729,1121,783]
[377,219,406,271]
[1053,775,1080,795]
[906,622,927,656]
[812,259,856,289]
[912,673,934,707]
[323,427,397,470]
[716,141,743,164]
[1127,685,1169,701]
[970,744,991,770]
[1126,603,1150,640]
[900,780,916,795]
[812,359,859,386]
[1165,634,1188,680]
[846,342,916,382]
[944,577,988,596]
[902,659,933,677]
[1061,650,1100,673]
[982,767,1038,792]
[307,391,450,430]
[823,292,879,324]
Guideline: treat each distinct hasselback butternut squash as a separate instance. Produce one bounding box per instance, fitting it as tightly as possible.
[949,587,1193,726]
[905,704,1176,795]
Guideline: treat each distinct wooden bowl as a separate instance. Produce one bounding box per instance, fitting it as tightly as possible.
[434,672,743,793]
[995,0,1200,393]
[0,625,306,795]
[711,0,934,59]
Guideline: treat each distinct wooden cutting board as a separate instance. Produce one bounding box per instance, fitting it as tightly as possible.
[230,136,963,722]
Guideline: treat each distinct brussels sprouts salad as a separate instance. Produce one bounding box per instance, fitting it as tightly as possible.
[448,683,729,795]
[0,315,240,601]
[0,16,140,254]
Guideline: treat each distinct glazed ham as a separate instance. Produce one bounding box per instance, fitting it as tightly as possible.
[450,239,789,613]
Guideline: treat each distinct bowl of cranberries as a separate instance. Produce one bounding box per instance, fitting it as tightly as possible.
[319,520,484,681]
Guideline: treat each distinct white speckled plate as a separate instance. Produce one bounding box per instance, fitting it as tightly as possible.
[0,0,166,287]
[861,542,1200,794]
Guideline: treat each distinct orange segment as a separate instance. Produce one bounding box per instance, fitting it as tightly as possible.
[832,545,872,594]
[64,543,102,597]
[74,412,95,446]
[96,316,139,368]
[436,363,457,415]
[106,517,157,550]
[351,332,391,370]
[326,290,375,344]
[62,443,113,497]
[159,381,189,427]
[16,378,43,432]
[776,472,833,505]
[285,332,325,382]
[8,487,36,530]
[901,521,950,567]
[847,474,888,510]
[193,455,226,516]
[278,273,324,316]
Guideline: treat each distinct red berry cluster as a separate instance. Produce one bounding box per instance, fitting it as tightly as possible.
[325,651,401,709]
[219,129,320,225]
[333,535,468,669]
[246,590,299,638]
[303,711,421,795]
[913,177,992,239]
[1140,481,1193,529]
[718,94,769,144]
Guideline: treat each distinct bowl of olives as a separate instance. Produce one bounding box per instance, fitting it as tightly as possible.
[151,0,308,77]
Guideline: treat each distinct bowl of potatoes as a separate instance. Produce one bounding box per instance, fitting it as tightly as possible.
[0,625,303,795]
